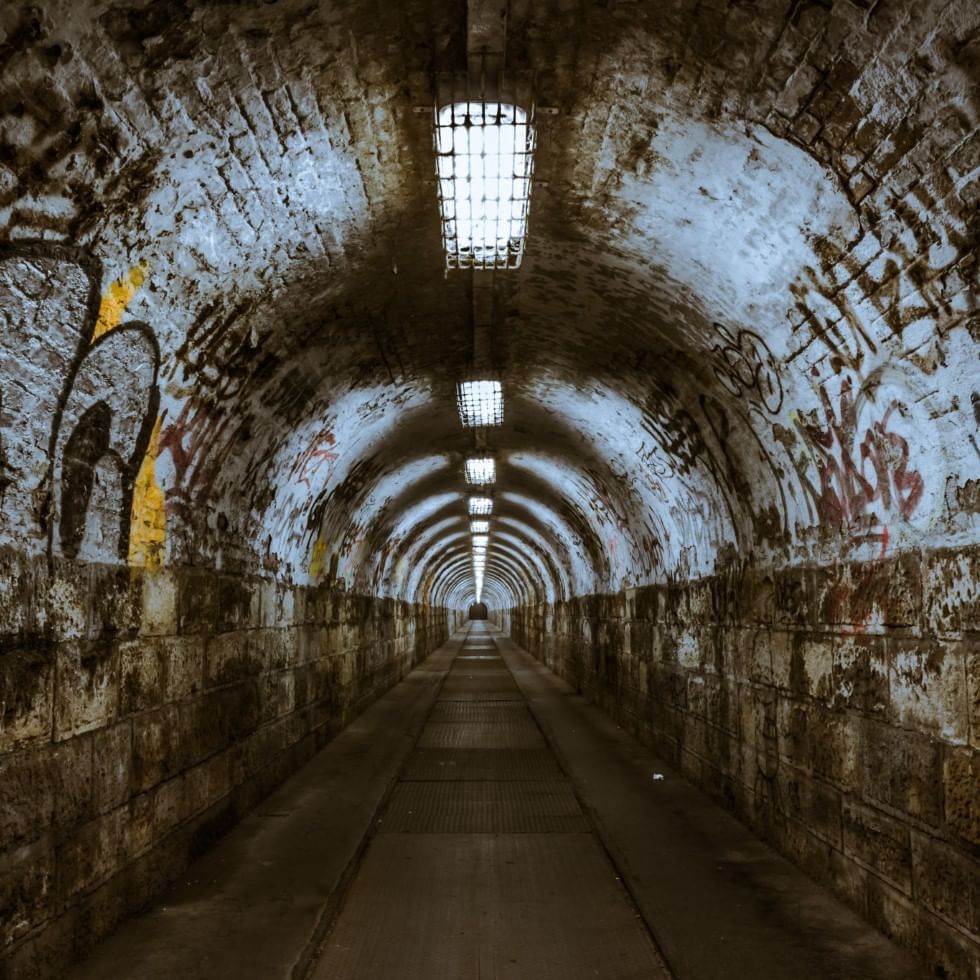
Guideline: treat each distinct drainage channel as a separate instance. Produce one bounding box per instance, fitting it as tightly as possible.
[305,621,670,980]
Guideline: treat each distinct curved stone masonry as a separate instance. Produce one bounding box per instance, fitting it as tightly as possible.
[0,0,976,976]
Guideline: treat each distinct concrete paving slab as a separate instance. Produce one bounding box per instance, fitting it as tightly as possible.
[309,833,669,980]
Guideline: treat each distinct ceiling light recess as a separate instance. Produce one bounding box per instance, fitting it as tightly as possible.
[435,101,536,270]
[457,379,503,428]
[469,496,493,516]
[465,457,495,486]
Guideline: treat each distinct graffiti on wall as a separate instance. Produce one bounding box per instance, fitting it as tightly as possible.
[789,184,972,377]
[0,243,160,562]
[711,324,784,414]
[291,424,339,489]
[767,172,979,556]
[640,374,795,565]
[786,370,928,551]
[156,399,237,530]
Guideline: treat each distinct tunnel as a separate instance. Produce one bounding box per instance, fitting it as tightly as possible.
[0,0,978,977]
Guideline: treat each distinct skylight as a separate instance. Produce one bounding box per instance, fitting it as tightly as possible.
[472,534,489,549]
[465,457,495,485]
[470,520,489,534]
[435,102,535,270]
[457,379,503,428]
[469,496,493,516]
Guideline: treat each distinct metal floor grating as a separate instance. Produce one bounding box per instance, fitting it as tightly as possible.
[378,780,589,833]
[427,700,529,723]
[417,720,546,750]
[402,748,565,781]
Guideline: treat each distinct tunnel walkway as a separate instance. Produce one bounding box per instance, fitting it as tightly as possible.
[308,621,668,979]
[70,625,924,980]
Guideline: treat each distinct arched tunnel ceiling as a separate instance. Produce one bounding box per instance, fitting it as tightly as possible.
[0,0,977,609]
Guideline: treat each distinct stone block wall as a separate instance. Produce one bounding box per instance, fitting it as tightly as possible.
[0,551,449,978]
[510,545,979,979]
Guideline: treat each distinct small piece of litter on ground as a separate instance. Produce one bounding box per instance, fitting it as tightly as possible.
[652,773,665,781]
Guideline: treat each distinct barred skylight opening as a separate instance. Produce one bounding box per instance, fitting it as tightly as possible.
[470,520,489,534]
[472,534,489,549]
[465,457,496,485]
[457,379,503,428]
[469,496,493,516]
[435,102,535,270]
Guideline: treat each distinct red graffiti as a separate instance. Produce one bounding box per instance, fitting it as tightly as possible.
[158,400,239,523]
[292,426,338,489]
[792,377,925,545]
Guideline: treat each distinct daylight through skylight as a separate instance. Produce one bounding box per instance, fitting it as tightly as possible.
[469,496,493,516]
[465,457,496,485]
[457,379,504,427]
[435,102,535,270]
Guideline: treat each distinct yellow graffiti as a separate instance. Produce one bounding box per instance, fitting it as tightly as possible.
[93,264,147,341]
[90,262,167,571]
[128,416,166,570]
[309,537,328,579]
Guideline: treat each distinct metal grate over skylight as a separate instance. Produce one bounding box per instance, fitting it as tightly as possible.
[473,544,487,601]
[457,379,503,428]
[469,496,493,516]
[435,102,535,270]
[470,520,489,534]
[465,457,496,485]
